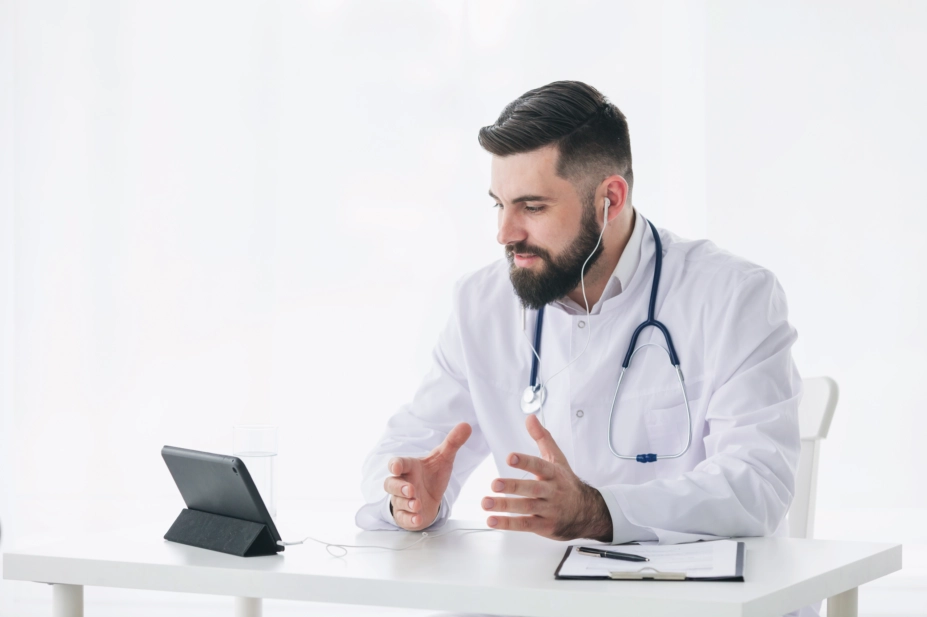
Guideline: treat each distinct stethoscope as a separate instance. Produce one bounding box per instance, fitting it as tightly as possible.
[519,218,692,463]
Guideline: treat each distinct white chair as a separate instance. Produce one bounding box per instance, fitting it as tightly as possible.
[788,376,839,539]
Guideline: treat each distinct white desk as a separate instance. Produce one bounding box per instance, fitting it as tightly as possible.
[2,513,901,617]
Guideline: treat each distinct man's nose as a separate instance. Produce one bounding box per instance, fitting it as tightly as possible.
[496,207,527,246]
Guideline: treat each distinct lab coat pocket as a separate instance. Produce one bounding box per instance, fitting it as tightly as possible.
[643,400,696,456]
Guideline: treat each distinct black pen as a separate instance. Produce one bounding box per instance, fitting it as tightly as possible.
[577,546,649,562]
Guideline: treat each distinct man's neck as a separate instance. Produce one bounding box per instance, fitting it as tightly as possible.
[564,208,636,309]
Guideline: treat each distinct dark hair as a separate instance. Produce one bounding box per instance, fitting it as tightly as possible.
[478,81,633,199]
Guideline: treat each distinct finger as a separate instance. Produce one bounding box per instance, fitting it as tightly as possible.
[507,452,556,479]
[383,476,415,498]
[524,415,568,465]
[392,507,426,530]
[438,422,472,458]
[391,495,420,513]
[486,514,549,534]
[490,477,549,499]
[481,495,543,516]
[387,456,416,476]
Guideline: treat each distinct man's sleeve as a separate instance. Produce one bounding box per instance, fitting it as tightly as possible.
[598,270,802,544]
[355,280,491,531]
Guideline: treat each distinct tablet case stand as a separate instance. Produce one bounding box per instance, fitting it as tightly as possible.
[164,508,283,557]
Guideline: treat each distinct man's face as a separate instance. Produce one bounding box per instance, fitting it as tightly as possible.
[491,145,603,309]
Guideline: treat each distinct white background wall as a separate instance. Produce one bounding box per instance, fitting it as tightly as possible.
[2,1,925,615]
[706,1,927,512]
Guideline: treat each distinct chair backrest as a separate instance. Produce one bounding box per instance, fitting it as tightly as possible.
[788,376,839,539]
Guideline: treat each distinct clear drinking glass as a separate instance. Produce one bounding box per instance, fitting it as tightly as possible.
[233,425,277,518]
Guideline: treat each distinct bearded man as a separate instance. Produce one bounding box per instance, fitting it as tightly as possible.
[356,80,806,616]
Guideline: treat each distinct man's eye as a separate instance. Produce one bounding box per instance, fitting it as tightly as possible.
[525,205,544,213]
[492,203,503,209]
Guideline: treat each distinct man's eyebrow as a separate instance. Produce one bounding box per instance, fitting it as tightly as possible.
[488,190,552,204]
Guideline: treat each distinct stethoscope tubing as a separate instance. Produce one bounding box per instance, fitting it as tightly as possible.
[529,304,545,389]
[523,218,692,463]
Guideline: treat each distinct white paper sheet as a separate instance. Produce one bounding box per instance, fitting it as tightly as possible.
[557,540,742,579]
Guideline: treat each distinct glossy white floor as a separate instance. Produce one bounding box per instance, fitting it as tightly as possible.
[2,496,925,616]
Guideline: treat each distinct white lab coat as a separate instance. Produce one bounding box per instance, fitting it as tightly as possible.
[357,220,801,538]
[356,220,809,614]
[356,218,812,614]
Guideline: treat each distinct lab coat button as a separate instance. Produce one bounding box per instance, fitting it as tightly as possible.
[578,320,586,328]
[576,409,584,418]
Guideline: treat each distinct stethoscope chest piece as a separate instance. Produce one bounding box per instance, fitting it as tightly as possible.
[520,384,546,415]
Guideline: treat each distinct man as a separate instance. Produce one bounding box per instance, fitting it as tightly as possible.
[356,80,802,587]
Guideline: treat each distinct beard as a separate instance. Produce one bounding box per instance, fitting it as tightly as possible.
[506,203,604,310]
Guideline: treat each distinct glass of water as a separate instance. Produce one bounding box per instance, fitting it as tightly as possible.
[233,425,277,518]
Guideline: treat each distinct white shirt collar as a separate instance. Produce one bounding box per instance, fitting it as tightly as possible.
[555,207,645,315]
[613,207,645,294]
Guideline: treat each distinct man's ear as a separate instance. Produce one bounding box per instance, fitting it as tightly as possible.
[601,175,630,224]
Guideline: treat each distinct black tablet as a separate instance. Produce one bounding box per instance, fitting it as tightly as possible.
[161,445,282,547]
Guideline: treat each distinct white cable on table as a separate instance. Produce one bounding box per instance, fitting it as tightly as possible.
[278,527,497,557]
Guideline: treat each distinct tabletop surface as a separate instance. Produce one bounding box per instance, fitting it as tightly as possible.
[2,512,903,617]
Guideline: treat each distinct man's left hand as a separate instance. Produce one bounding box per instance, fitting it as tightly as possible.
[482,414,613,541]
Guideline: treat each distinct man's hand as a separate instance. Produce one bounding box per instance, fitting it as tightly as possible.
[384,422,472,531]
[482,415,613,541]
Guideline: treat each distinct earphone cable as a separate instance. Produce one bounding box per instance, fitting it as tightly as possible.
[522,202,609,393]
[277,527,497,557]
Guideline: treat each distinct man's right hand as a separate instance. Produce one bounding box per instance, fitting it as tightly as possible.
[384,422,472,531]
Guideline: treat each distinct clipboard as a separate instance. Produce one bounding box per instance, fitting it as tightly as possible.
[554,542,745,582]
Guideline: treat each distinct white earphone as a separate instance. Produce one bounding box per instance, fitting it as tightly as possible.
[518,192,613,415]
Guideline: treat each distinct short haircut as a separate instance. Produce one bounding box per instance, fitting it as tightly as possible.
[478,81,633,201]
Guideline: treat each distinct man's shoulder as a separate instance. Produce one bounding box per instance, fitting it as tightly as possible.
[659,227,780,293]
[453,258,514,305]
